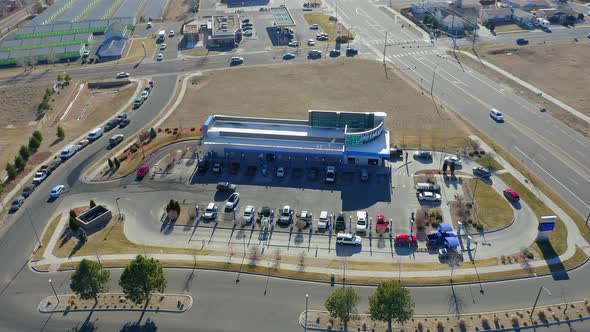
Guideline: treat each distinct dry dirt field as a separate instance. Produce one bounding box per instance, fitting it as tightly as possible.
[165,59,470,150]
[461,41,590,136]
[0,81,137,180]
[164,0,193,21]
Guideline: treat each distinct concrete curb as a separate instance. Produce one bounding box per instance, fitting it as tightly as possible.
[38,293,192,314]
[0,79,143,213]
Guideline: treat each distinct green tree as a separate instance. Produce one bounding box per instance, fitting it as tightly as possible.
[29,136,41,151]
[38,100,50,111]
[324,287,361,330]
[149,127,157,140]
[70,209,77,219]
[90,200,96,208]
[19,145,31,161]
[14,155,26,171]
[69,216,80,232]
[57,126,65,139]
[64,74,72,83]
[5,163,17,179]
[70,259,110,304]
[369,281,415,332]
[119,255,167,304]
[57,74,63,82]
[33,130,43,142]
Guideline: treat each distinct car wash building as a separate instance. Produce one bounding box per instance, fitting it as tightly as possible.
[201,110,390,168]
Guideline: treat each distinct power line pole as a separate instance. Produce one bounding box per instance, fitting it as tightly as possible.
[382,31,388,64]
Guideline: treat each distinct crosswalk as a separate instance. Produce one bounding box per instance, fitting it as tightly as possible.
[390,49,442,58]
[367,39,429,46]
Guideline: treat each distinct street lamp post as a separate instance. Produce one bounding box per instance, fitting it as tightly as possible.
[48,279,59,305]
[26,209,42,249]
[530,286,552,321]
[304,294,309,332]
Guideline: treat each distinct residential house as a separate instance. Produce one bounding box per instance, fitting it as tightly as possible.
[454,0,483,20]
[536,8,579,24]
[440,14,466,34]
[481,8,513,24]
[500,0,550,8]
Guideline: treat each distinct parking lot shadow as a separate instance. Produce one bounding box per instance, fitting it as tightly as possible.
[538,241,569,280]
[335,245,362,257]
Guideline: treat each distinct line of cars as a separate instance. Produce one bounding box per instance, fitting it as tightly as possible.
[133,81,155,109]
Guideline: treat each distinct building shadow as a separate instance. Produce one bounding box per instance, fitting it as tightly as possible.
[538,241,569,280]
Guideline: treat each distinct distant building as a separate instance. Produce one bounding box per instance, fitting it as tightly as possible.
[480,8,533,24]
[535,8,579,24]
[453,0,483,20]
[97,22,129,62]
[206,15,241,48]
[500,0,550,9]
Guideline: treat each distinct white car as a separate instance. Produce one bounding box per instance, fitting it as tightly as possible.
[243,30,253,37]
[141,90,150,99]
[288,41,299,47]
[418,191,442,202]
[336,233,362,246]
[356,211,368,233]
[50,185,65,198]
[490,108,504,122]
[277,166,285,178]
[203,203,217,220]
[33,171,47,184]
[225,193,240,210]
[160,43,167,50]
[116,72,130,78]
[157,53,164,61]
[82,50,90,57]
[147,22,152,28]
[310,24,319,30]
[445,156,462,165]
[307,39,315,46]
[169,30,175,37]
[243,205,255,223]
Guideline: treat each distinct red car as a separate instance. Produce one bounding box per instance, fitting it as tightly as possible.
[503,188,520,202]
[395,234,417,246]
[375,215,389,233]
[148,80,155,87]
[136,164,150,178]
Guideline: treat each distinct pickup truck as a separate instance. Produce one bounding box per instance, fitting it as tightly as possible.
[216,182,236,192]
[335,212,346,232]
[278,205,293,225]
[375,215,389,234]
[427,232,456,246]
[258,206,272,223]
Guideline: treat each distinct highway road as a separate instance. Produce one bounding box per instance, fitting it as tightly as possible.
[323,0,590,217]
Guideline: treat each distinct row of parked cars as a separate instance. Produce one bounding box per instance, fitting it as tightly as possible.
[133,81,154,109]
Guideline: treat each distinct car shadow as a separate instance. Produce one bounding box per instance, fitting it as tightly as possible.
[335,244,362,256]
[394,245,418,256]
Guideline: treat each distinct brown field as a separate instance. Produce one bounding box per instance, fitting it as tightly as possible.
[164,59,470,150]
[460,41,590,137]
[164,0,193,21]
[0,81,137,182]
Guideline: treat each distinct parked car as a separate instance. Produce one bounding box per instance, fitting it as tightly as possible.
[276,166,285,177]
[490,108,504,122]
[242,18,250,23]
[503,188,520,202]
[335,212,346,232]
[212,162,221,173]
[395,234,418,246]
[83,50,90,58]
[257,206,272,223]
[516,38,529,45]
[22,184,36,198]
[415,182,441,193]
[160,43,167,50]
[9,196,25,213]
[77,139,89,150]
[105,118,119,131]
[356,211,368,234]
[109,134,124,147]
[216,182,237,192]
[308,49,321,58]
[336,233,361,246]
[243,205,255,224]
[141,90,150,99]
[413,151,432,159]
[279,205,293,225]
[169,30,175,37]
[146,21,152,28]
[119,118,130,128]
[283,53,295,60]
[87,127,103,141]
[329,49,341,57]
[230,57,244,66]
[473,166,491,178]
[317,210,330,231]
[309,24,319,29]
[225,193,240,210]
[298,210,313,227]
[60,144,79,160]
[418,191,442,202]
[325,166,336,183]
[157,53,164,61]
[136,164,150,178]
[49,185,65,198]
[375,214,389,233]
[288,41,299,47]
[307,39,315,46]
[116,72,130,78]
[445,156,462,165]
[203,203,217,220]
[33,171,48,184]
[346,48,358,56]
[243,30,253,37]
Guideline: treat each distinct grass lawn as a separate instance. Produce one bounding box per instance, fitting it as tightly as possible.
[303,13,352,41]
[52,220,209,258]
[464,178,514,231]
[499,173,567,258]
[124,38,157,62]
[32,213,62,261]
[473,154,504,171]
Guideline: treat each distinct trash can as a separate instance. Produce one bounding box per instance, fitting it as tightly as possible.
[330,273,335,287]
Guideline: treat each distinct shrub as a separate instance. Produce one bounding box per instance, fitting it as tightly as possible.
[157,128,162,133]
[190,128,195,131]
[458,319,467,332]
[5,163,17,179]
[130,146,138,153]
[89,200,96,208]
[33,130,43,142]
[511,316,519,327]
[57,126,65,139]
[19,145,31,161]
[28,136,41,150]
[119,155,128,162]
[69,216,80,231]
[14,155,26,171]
[70,209,77,219]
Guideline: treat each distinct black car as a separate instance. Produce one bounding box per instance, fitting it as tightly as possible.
[197,160,209,172]
[413,151,433,159]
[516,38,529,45]
[216,182,237,192]
[473,166,491,178]
[329,49,341,57]
[9,196,25,213]
[346,48,358,56]
[335,212,346,232]
[22,184,36,198]
[257,206,272,222]
[119,118,130,128]
[104,119,119,131]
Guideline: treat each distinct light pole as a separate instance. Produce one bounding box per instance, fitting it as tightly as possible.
[48,279,59,304]
[530,286,552,321]
[115,197,121,220]
[26,209,42,249]
[304,293,309,332]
